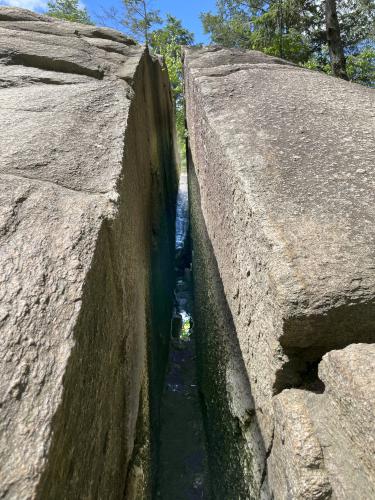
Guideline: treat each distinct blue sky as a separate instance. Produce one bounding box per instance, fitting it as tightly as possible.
[0,0,218,43]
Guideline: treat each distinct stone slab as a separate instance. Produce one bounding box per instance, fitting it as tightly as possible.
[0,8,177,499]
[185,46,375,499]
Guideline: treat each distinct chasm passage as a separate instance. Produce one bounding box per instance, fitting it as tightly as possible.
[156,173,210,499]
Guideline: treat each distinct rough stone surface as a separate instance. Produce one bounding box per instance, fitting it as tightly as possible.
[308,344,375,499]
[268,390,332,500]
[0,8,178,499]
[269,345,375,499]
[189,162,267,499]
[185,46,375,499]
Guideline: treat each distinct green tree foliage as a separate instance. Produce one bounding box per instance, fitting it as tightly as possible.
[201,0,318,62]
[46,0,93,24]
[201,1,258,49]
[121,0,162,44]
[339,0,375,52]
[251,0,317,63]
[201,0,375,85]
[150,15,195,159]
[347,47,375,85]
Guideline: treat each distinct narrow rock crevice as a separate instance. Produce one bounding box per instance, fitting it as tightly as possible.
[1,10,375,500]
[260,427,274,496]
[156,172,210,499]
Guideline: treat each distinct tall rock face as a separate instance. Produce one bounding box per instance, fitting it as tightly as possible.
[185,46,375,499]
[0,8,178,499]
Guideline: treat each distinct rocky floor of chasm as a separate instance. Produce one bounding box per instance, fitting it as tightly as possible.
[157,173,210,500]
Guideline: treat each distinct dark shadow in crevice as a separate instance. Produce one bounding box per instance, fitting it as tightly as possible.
[274,353,325,395]
[274,301,375,396]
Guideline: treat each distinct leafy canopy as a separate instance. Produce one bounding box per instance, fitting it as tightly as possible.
[201,0,375,85]
[46,0,93,24]
[339,0,375,52]
[201,0,320,63]
[149,15,195,155]
[150,14,194,102]
[121,0,162,44]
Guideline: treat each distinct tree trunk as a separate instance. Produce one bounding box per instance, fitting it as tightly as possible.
[278,0,284,59]
[325,0,349,80]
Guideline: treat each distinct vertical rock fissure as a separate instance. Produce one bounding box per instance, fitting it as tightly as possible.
[156,172,210,499]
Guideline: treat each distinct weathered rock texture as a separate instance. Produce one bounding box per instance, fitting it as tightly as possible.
[185,46,375,499]
[0,8,178,499]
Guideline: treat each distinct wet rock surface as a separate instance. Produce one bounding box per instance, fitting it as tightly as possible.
[185,46,375,499]
[157,173,209,499]
[0,8,178,499]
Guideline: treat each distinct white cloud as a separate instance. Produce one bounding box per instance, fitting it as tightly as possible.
[0,0,47,11]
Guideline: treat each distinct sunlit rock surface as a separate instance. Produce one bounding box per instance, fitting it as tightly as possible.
[184,46,375,499]
[0,8,178,499]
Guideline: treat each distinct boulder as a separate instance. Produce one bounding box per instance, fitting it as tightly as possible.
[0,8,178,499]
[269,344,375,499]
[185,46,375,498]
[268,390,332,500]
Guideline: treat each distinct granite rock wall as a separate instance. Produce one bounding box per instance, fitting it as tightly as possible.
[185,46,375,499]
[0,8,178,499]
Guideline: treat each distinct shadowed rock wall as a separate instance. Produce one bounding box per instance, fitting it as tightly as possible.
[189,156,267,499]
[185,46,375,499]
[0,8,178,499]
